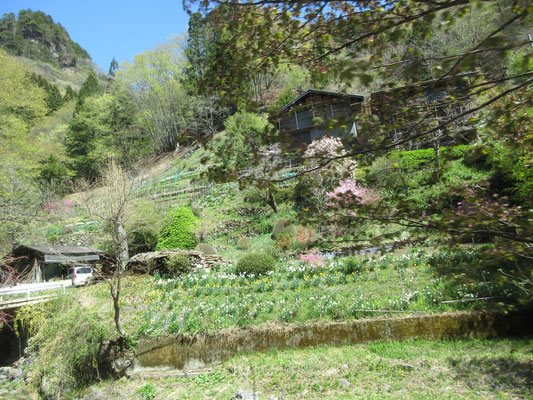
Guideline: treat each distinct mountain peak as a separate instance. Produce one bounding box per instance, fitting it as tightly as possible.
[0,9,90,68]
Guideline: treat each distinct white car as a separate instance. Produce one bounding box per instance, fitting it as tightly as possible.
[69,266,93,287]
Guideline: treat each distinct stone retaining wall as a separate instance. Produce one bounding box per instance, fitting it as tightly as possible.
[133,311,531,372]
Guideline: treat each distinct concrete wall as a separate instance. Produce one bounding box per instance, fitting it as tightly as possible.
[134,311,531,372]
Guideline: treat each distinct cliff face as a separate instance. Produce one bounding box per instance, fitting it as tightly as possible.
[0,9,90,68]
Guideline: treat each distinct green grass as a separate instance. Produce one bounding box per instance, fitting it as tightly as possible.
[70,337,533,399]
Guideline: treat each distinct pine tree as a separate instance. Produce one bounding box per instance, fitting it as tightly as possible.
[75,72,101,113]
[63,85,76,102]
[108,57,119,78]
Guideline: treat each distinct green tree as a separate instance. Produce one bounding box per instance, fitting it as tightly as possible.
[118,36,193,152]
[29,73,64,114]
[108,56,119,78]
[156,207,198,250]
[210,111,281,212]
[63,85,76,102]
[0,48,47,166]
[66,89,146,180]
[36,154,73,195]
[184,11,235,96]
[212,111,269,171]
[75,72,102,113]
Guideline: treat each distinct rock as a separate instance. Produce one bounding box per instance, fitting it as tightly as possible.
[0,367,15,380]
[398,363,415,370]
[339,379,351,389]
[382,384,392,392]
[235,389,259,400]
[81,388,107,400]
[112,357,132,375]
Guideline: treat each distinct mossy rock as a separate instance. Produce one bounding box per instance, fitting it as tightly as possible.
[272,218,295,240]
[195,243,217,255]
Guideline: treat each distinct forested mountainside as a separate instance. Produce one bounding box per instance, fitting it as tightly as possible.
[0,10,89,68]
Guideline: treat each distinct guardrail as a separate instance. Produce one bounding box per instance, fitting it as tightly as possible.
[0,280,72,310]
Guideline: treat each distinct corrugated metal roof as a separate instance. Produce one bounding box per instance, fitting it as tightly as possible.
[16,245,103,256]
[277,89,364,114]
[44,254,101,264]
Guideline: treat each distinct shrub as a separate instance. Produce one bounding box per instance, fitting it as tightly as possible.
[272,218,295,240]
[464,144,490,166]
[165,254,194,278]
[256,219,274,234]
[395,148,435,171]
[195,243,217,255]
[156,206,198,250]
[137,383,157,400]
[128,229,158,256]
[15,296,112,399]
[276,226,316,252]
[276,186,295,204]
[265,245,282,260]
[45,225,64,243]
[236,237,252,250]
[364,155,407,193]
[341,257,365,275]
[441,145,471,160]
[236,253,276,276]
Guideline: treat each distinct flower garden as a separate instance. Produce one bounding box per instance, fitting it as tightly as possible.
[82,247,519,338]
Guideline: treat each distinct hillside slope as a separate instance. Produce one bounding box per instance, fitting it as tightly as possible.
[0,10,95,91]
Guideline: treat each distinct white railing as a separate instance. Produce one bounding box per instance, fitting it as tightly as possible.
[0,280,72,309]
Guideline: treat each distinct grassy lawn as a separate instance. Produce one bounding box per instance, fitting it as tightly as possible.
[75,337,533,399]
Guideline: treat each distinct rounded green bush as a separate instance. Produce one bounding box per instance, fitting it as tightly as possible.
[236,253,276,276]
[236,236,252,250]
[272,218,295,240]
[165,254,194,277]
[156,206,198,250]
[195,243,217,255]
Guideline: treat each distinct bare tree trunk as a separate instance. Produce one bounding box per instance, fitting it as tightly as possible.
[433,138,440,182]
[83,158,132,342]
[110,217,128,339]
[266,189,278,214]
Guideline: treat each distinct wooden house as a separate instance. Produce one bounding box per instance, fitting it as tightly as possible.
[10,245,104,283]
[273,89,364,148]
[369,75,475,149]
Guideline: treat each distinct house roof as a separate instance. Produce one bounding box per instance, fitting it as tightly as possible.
[277,89,364,114]
[16,245,103,255]
[371,72,477,97]
[13,245,103,264]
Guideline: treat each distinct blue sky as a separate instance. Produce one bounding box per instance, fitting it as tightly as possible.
[1,0,190,70]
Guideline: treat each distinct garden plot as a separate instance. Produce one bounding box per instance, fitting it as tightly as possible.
[80,248,519,338]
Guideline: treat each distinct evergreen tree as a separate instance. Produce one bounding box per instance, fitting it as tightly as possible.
[108,57,119,78]
[75,72,101,113]
[29,73,64,114]
[184,11,234,96]
[63,85,76,102]
[36,154,73,195]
